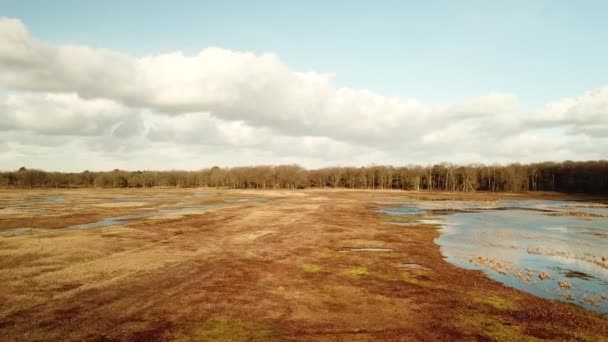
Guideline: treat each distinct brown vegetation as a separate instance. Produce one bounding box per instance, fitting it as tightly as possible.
[0,189,606,341]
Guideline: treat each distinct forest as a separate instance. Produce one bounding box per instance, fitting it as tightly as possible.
[1,161,607,195]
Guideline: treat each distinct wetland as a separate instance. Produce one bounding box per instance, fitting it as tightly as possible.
[0,189,607,341]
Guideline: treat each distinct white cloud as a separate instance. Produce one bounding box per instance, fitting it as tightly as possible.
[0,92,135,136]
[533,86,608,136]
[0,17,431,144]
[0,17,606,171]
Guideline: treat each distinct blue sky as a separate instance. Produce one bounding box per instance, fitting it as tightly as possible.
[0,1,607,170]
[3,0,607,108]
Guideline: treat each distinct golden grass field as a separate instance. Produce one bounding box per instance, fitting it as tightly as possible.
[0,189,607,341]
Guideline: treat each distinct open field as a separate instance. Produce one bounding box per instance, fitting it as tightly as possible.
[0,189,607,341]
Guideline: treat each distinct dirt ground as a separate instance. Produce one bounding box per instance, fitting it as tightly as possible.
[0,189,607,341]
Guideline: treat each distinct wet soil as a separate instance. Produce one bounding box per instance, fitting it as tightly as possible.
[0,189,606,341]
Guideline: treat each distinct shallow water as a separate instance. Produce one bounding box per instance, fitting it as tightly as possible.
[380,199,608,315]
[40,195,67,203]
[399,263,425,269]
[0,227,38,236]
[1,206,216,236]
[3,203,43,211]
[383,222,419,227]
[110,196,175,202]
[377,206,425,215]
[66,206,216,230]
[224,198,267,203]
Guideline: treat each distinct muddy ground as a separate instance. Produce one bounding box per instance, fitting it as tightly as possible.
[0,189,607,341]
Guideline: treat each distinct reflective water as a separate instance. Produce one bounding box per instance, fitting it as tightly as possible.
[1,206,216,236]
[40,195,67,203]
[378,206,425,215]
[0,194,67,213]
[380,199,608,315]
[1,227,37,236]
[67,206,216,230]
[224,198,267,203]
[110,196,175,202]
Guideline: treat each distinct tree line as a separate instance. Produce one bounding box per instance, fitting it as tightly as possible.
[1,161,607,194]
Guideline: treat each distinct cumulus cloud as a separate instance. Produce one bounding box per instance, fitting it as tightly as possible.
[0,17,606,171]
[533,87,608,136]
[145,111,374,161]
[0,17,435,144]
[0,92,137,136]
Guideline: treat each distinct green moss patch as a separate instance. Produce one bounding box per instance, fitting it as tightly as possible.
[342,266,369,278]
[471,294,519,311]
[300,263,322,273]
[457,313,540,342]
[173,316,275,342]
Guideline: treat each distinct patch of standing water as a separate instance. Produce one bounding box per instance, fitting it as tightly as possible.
[2,195,68,212]
[503,199,608,217]
[110,196,175,202]
[398,263,426,269]
[377,206,425,215]
[65,206,216,230]
[380,199,608,315]
[3,203,42,212]
[383,222,419,227]
[40,195,67,203]
[224,198,267,203]
[0,227,38,237]
[419,219,445,225]
[1,206,217,236]
[67,213,154,230]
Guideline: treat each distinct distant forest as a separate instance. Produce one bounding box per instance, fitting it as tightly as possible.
[1,161,607,194]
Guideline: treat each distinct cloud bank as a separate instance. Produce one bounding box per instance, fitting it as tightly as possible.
[0,17,606,171]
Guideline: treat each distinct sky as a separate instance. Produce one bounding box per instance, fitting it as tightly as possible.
[0,1,607,171]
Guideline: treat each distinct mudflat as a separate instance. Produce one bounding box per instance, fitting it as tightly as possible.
[0,189,607,341]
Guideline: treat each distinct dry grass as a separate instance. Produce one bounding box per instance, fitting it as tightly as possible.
[93,202,150,208]
[0,188,606,341]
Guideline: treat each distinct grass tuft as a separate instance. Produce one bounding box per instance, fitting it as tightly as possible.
[457,313,540,342]
[173,316,275,342]
[471,294,519,311]
[300,263,322,273]
[343,266,368,278]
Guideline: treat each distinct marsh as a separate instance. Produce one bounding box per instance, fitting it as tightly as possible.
[1,189,607,341]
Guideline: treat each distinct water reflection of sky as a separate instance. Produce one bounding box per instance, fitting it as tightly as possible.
[380,199,608,315]
[66,206,216,230]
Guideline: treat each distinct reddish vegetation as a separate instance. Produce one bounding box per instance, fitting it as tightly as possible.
[0,189,607,341]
